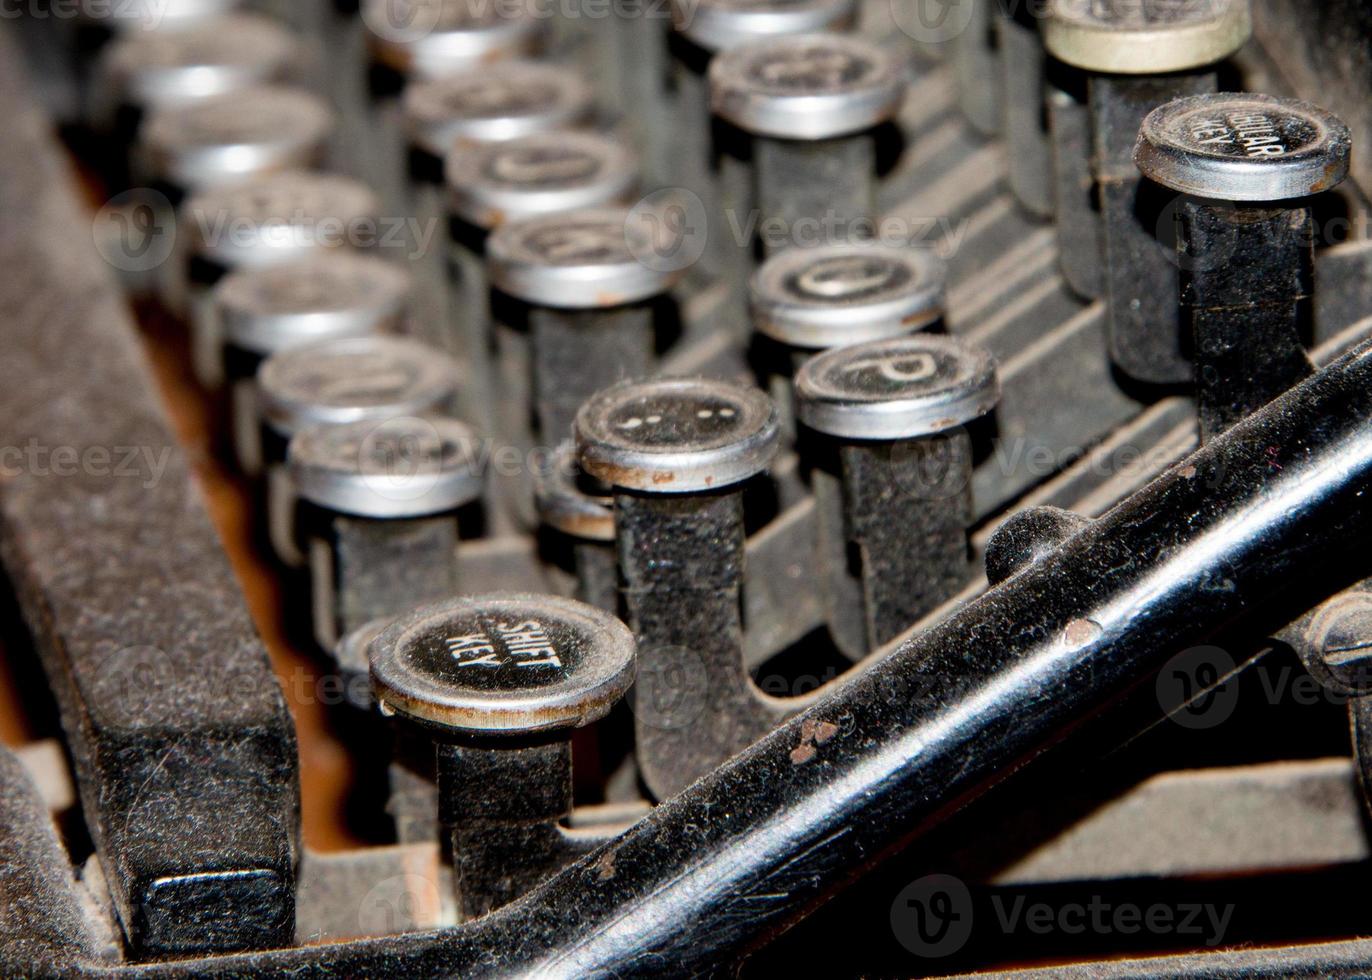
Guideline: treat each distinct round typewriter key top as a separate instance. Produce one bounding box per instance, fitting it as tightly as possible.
[258,336,463,566]
[219,252,411,358]
[1045,0,1252,75]
[1043,0,1252,386]
[710,34,905,261]
[142,85,334,194]
[292,417,484,652]
[259,336,463,436]
[709,32,904,141]
[178,171,380,388]
[403,61,594,159]
[370,593,636,733]
[575,377,781,494]
[795,334,999,441]
[218,252,411,474]
[487,207,684,310]
[1134,93,1351,202]
[796,335,999,648]
[183,171,381,271]
[1134,93,1345,441]
[369,593,636,915]
[488,208,679,445]
[363,0,542,81]
[100,13,295,118]
[751,243,946,348]
[673,0,858,53]
[291,415,484,520]
[446,130,639,230]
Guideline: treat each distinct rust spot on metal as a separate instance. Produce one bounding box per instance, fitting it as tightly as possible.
[792,718,838,764]
[650,471,676,485]
[594,849,616,882]
[1179,464,1197,479]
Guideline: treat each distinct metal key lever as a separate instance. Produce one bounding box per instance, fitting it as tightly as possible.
[289,415,484,653]
[368,593,636,919]
[796,334,1000,650]
[996,0,1054,219]
[1134,93,1350,441]
[574,376,804,799]
[486,207,682,447]
[1044,0,1252,386]
[710,33,906,259]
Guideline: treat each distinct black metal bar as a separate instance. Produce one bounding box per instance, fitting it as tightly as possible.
[0,26,300,958]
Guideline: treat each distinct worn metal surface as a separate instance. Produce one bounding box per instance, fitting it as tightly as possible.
[0,27,299,959]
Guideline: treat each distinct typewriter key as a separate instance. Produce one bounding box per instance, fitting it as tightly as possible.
[369,593,636,916]
[291,416,484,651]
[796,334,999,647]
[178,170,379,388]
[710,33,905,258]
[576,377,792,798]
[1135,93,1349,439]
[141,84,334,195]
[487,208,682,445]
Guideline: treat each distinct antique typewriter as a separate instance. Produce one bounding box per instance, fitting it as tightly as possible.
[4,0,1372,975]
